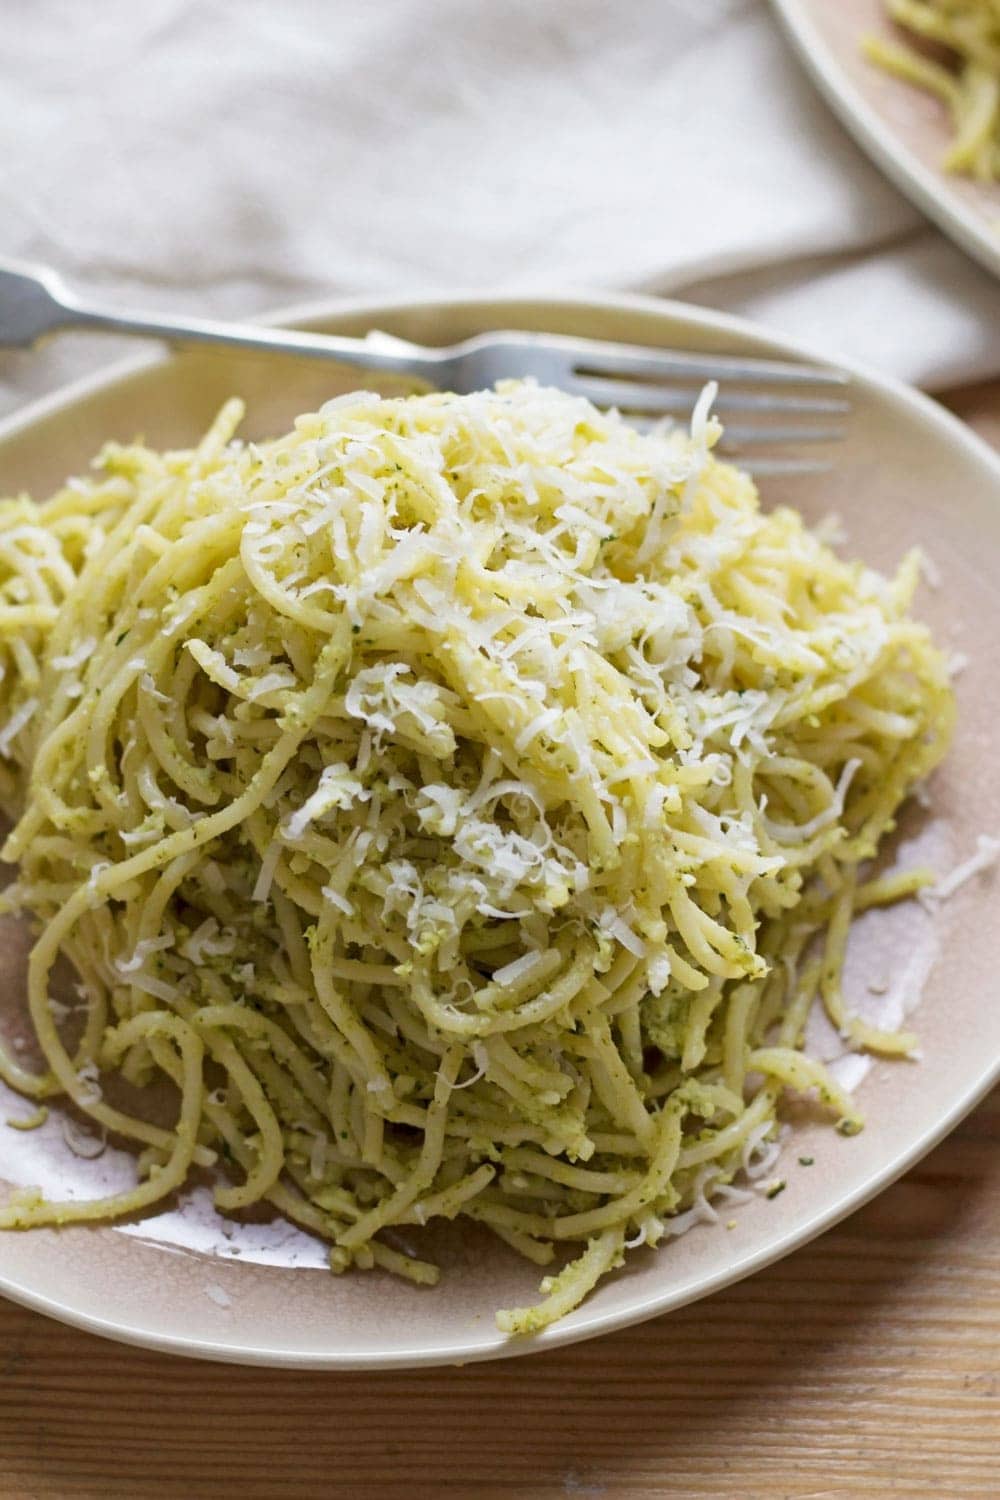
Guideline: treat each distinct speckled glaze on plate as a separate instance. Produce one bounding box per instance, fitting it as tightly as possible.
[0,292,998,1369]
[771,0,1000,280]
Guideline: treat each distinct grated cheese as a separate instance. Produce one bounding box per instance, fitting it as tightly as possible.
[0,697,38,758]
[926,834,1000,903]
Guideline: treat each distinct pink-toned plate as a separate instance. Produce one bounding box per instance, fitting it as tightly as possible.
[0,291,999,1369]
[771,0,1000,279]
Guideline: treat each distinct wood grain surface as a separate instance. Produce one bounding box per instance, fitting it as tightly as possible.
[0,382,997,1500]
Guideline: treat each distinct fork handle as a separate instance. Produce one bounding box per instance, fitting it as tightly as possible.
[63,302,450,377]
[1,260,449,379]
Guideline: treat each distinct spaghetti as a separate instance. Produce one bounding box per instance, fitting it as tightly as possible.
[865,1,1000,180]
[0,382,953,1333]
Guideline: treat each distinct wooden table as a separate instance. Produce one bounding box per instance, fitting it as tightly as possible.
[0,386,997,1500]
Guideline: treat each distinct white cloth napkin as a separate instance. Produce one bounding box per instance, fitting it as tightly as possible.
[2,0,998,424]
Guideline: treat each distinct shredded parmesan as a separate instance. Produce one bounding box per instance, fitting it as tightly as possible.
[0,697,37,758]
[926,834,1000,903]
[60,1116,107,1160]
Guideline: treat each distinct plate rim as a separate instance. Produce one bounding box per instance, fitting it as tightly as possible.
[768,0,1000,282]
[0,287,998,1370]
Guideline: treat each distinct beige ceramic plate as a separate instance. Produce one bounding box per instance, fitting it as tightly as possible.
[771,0,1000,279]
[0,293,999,1369]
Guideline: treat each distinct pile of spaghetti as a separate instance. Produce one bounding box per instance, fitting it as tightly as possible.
[866,1,1000,180]
[0,382,953,1333]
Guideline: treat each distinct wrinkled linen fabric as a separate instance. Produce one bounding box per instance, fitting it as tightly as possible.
[1,0,997,422]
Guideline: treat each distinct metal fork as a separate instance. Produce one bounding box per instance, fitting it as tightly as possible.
[0,259,848,474]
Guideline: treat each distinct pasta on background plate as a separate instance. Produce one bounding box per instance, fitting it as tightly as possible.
[865,0,1000,180]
